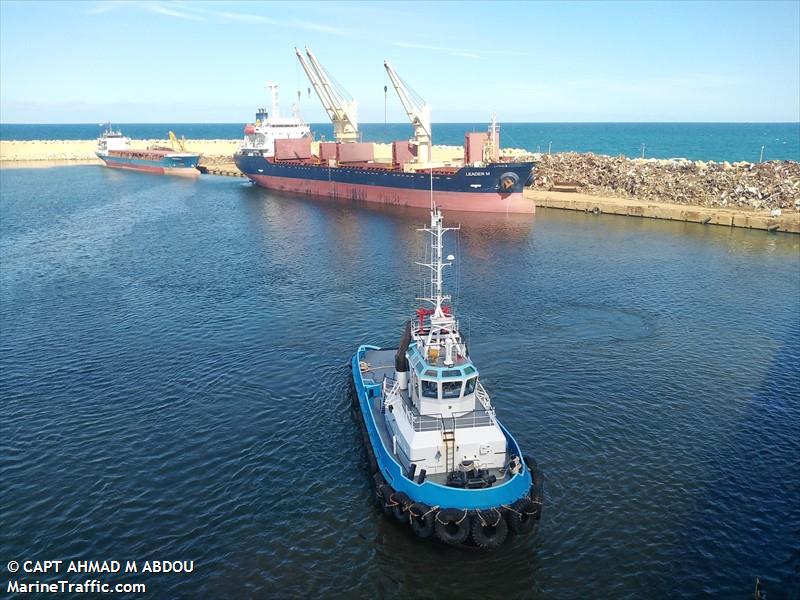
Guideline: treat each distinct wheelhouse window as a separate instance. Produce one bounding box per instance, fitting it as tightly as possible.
[421,379,438,398]
[442,380,463,399]
[464,377,477,395]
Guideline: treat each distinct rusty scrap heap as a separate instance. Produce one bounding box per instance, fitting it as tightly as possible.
[533,152,800,211]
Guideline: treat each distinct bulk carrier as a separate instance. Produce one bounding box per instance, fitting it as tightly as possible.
[96,126,200,177]
[234,48,535,213]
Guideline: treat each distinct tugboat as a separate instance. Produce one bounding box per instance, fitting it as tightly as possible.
[351,208,543,548]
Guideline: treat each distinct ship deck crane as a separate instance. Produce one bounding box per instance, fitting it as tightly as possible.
[383,61,432,164]
[168,131,186,152]
[295,47,358,143]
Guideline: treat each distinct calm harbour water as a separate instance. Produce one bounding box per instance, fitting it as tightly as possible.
[1,122,799,163]
[1,166,799,599]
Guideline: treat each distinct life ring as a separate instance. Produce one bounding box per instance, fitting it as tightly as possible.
[434,508,470,545]
[506,497,539,534]
[390,492,411,522]
[408,502,435,538]
[499,172,519,192]
[471,509,508,549]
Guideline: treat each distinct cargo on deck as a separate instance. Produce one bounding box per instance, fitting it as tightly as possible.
[337,142,374,163]
[275,138,312,160]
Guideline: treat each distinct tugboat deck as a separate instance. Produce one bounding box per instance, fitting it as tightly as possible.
[361,348,512,486]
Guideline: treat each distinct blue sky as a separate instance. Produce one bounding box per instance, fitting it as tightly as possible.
[1,0,798,123]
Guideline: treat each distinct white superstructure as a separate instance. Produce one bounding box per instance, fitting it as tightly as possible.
[239,83,311,157]
[96,125,130,156]
[377,209,508,481]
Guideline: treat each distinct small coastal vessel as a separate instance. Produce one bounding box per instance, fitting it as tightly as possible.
[95,126,201,177]
[351,208,543,548]
[234,48,535,213]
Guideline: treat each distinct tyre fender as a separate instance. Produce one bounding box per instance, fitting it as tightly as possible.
[506,497,539,534]
[471,509,508,549]
[408,502,435,538]
[434,508,471,545]
[377,484,395,516]
[390,492,411,522]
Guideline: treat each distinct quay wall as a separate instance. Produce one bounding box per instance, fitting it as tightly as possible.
[2,140,797,231]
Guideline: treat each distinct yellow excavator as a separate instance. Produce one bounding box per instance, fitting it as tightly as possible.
[169,131,186,152]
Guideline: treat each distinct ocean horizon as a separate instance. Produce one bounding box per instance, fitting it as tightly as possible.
[2,122,798,163]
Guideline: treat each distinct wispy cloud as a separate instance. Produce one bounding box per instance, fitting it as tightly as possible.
[145,3,206,21]
[86,1,128,15]
[197,9,278,25]
[292,19,348,35]
[390,41,482,59]
[389,41,527,60]
[93,2,352,35]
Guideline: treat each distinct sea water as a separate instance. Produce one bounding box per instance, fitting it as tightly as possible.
[2,122,798,163]
[1,166,799,598]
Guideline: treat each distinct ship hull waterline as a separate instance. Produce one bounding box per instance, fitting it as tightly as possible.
[235,155,536,214]
[249,174,532,213]
[97,154,201,178]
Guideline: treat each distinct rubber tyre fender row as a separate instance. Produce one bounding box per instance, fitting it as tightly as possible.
[390,492,411,522]
[408,502,435,538]
[471,509,508,550]
[506,497,538,535]
[434,508,471,545]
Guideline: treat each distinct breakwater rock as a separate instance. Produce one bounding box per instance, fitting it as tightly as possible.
[533,153,800,211]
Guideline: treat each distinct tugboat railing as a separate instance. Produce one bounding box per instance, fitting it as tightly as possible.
[475,381,497,424]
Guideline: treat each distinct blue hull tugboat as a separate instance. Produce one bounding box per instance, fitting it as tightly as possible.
[351,208,543,549]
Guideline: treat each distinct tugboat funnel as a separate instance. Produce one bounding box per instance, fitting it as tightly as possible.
[395,320,412,390]
[396,371,409,391]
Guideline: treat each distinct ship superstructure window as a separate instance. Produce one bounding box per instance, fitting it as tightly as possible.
[442,380,463,399]
[421,380,438,398]
[464,377,477,395]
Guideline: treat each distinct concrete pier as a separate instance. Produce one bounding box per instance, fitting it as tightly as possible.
[525,189,800,234]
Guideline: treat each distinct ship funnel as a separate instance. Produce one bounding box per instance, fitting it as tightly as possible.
[395,321,412,390]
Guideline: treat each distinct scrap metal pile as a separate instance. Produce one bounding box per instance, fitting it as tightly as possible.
[532,152,800,211]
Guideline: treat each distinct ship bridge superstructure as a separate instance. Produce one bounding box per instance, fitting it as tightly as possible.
[239,83,310,157]
[96,124,130,154]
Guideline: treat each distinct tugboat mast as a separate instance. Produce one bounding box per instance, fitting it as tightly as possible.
[416,208,464,365]
[417,208,459,319]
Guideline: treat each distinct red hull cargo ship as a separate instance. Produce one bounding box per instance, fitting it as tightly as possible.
[233,50,535,213]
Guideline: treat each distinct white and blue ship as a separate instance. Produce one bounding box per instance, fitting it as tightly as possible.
[96,126,200,177]
[351,208,542,548]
